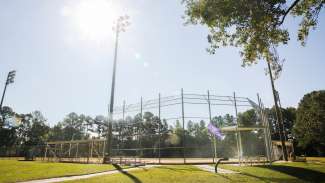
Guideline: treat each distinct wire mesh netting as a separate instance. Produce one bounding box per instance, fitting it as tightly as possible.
[107,90,273,164]
[32,90,273,165]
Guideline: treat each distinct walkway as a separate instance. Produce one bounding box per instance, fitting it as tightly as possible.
[194,164,238,174]
[20,165,158,183]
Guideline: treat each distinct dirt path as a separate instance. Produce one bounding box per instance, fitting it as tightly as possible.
[20,165,158,183]
[194,164,238,174]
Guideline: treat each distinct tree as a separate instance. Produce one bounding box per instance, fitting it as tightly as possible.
[142,112,159,135]
[182,0,324,67]
[237,109,258,127]
[93,115,107,138]
[79,114,94,138]
[1,107,51,156]
[0,106,17,148]
[294,90,325,156]
[266,107,297,140]
[26,111,50,146]
[0,106,15,125]
[187,120,195,136]
[224,114,236,126]
[16,111,49,147]
[48,123,64,141]
[57,112,87,141]
[173,120,184,146]
[211,115,225,127]
[281,107,297,139]
[180,0,321,161]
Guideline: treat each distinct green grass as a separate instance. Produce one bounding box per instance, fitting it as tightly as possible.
[0,160,116,183]
[66,162,325,183]
[65,165,244,183]
[307,157,325,163]
[219,162,325,183]
[2,159,325,183]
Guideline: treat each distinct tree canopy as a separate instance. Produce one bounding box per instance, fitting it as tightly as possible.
[266,106,296,140]
[182,0,324,73]
[294,90,325,155]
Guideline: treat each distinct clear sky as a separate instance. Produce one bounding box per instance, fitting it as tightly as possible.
[0,0,324,125]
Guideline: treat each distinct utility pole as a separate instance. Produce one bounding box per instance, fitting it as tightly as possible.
[104,15,130,163]
[267,61,288,161]
[0,70,16,125]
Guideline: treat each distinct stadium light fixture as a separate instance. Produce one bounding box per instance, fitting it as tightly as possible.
[0,70,16,110]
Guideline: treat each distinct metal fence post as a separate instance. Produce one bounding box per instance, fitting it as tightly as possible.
[258,94,273,164]
[123,100,126,121]
[60,143,63,161]
[68,143,72,158]
[118,100,125,157]
[91,140,94,158]
[207,90,216,163]
[75,143,79,159]
[181,88,186,164]
[158,93,161,164]
[138,97,143,160]
[87,142,90,164]
[44,143,48,161]
[234,92,243,165]
[102,141,106,161]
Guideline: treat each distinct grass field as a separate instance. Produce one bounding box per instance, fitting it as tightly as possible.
[219,162,325,183]
[65,162,325,183]
[1,159,325,183]
[0,160,117,183]
[307,157,325,163]
[65,165,240,183]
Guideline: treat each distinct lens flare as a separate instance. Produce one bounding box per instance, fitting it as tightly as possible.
[62,0,121,41]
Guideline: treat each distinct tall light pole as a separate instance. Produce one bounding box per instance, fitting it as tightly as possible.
[104,15,130,163]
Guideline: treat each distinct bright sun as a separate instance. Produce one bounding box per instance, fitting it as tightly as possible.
[62,0,120,41]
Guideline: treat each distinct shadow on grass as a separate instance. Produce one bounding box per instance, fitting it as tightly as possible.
[155,166,203,173]
[232,164,325,183]
[259,165,325,183]
[217,173,233,181]
[239,172,300,183]
[112,164,142,183]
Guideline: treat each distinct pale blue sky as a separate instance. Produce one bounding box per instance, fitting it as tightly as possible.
[0,0,324,125]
